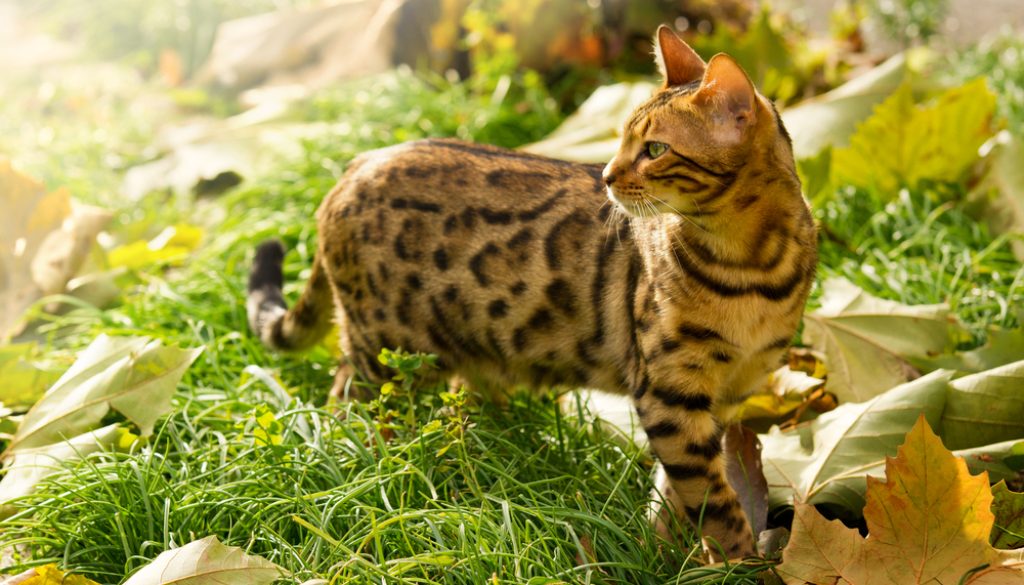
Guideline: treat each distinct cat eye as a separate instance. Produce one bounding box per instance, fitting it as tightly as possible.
[646,142,669,158]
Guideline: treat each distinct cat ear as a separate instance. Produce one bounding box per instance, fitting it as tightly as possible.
[654,25,706,87]
[695,54,757,129]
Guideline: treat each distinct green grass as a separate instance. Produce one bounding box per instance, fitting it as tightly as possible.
[3,36,1024,585]
[814,184,1024,339]
[0,386,768,584]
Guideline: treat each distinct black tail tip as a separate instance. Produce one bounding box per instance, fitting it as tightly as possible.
[249,239,286,293]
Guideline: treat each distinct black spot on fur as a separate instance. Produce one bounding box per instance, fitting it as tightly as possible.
[527,308,554,330]
[461,208,478,229]
[507,228,533,250]
[480,208,513,225]
[517,190,564,221]
[488,299,509,318]
[468,242,500,286]
[544,279,576,315]
[433,247,449,271]
[665,463,707,481]
[644,421,680,439]
[512,328,527,351]
[443,215,458,234]
[652,388,712,411]
[443,285,459,303]
[686,433,723,459]
[677,323,725,342]
[711,350,732,363]
[391,198,442,213]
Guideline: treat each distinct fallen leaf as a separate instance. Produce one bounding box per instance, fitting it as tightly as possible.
[831,79,997,196]
[0,161,111,340]
[968,131,1024,261]
[122,536,286,585]
[761,370,950,515]
[864,416,997,583]
[942,360,1024,450]
[108,224,204,270]
[0,565,101,585]
[992,481,1024,549]
[918,322,1024,373]
[803,278,966,403]
[1,335,201,457]
[520,82,656,163]
[777,416,1024,585]
[777,504,867,584]
[723,424,769,538]
[0,343,62,409]
[781,51,916,159]
[756,526,790,560]
[0,424,120,513]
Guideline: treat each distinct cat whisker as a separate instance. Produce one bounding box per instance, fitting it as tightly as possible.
[600,198,627,249]
[648,193,710,237]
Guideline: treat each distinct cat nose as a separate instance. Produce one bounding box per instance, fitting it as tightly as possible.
[598,161,614,186]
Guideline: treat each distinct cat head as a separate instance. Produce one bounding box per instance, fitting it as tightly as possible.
[603,26,793,218]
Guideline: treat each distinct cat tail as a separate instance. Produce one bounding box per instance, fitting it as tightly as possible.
[247,240,334,351]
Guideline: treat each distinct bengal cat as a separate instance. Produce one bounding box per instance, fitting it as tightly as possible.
[247,26,817,560]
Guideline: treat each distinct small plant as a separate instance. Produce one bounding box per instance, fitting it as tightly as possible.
[371,347,440,436]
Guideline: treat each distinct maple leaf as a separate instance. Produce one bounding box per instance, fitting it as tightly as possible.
[802,278,966,403]
[777,416,1024,585]
[831,78,996,196]
[122,535,286,585]
[942,360,1024,450]
[0,564,101,585]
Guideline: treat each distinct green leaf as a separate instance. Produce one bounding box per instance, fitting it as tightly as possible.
[0,343,63,409]
[803,278,966,403]
[761,370,951,516]
[1,334,201,457]
[942,360,1024,450]
[796,145,832,206]
[832,78,997,196]
[122,535,286,585]
[991,481,1024,549]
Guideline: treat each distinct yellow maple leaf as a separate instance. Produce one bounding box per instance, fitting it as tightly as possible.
[5,564,102,585]
[832,79,996,196]
[778,415,1024,585]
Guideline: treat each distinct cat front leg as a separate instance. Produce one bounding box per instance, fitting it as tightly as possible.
[633,381,756,561]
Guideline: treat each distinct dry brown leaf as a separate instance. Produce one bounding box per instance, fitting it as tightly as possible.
[0,161,110,340]
[778,416,1024,585]
[724,424,769,538]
